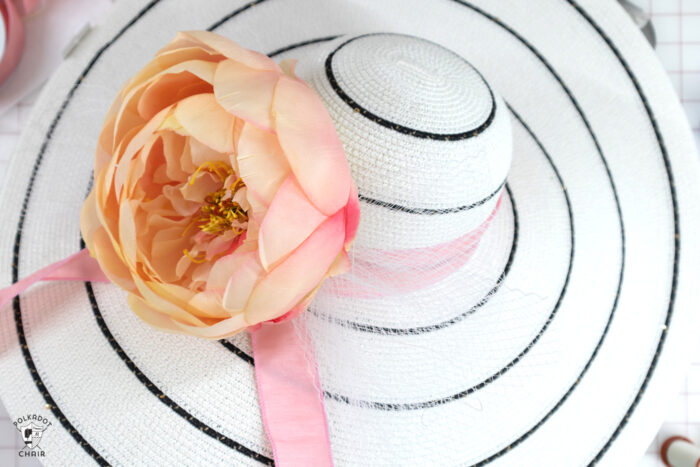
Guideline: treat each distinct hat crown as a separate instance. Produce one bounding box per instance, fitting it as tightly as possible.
[325,34,493,135]
[299,33,513,250]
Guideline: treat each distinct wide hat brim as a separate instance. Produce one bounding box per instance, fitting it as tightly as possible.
[1,0,699,465]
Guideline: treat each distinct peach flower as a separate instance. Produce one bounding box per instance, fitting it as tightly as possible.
[80,31,359,339]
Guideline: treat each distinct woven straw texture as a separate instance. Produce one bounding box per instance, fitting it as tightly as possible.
[0,0,698,466]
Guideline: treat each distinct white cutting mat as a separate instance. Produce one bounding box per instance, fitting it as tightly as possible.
[0,0,698,465]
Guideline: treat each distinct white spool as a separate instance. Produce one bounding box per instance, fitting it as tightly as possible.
[662,437,700,467]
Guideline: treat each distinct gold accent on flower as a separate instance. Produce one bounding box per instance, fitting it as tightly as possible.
[182,164,249,261]
[182,249,208,264]
[189,161,233,185]
[199,187,248,235]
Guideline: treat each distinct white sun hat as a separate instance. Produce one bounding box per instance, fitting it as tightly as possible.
[0,0,699,466]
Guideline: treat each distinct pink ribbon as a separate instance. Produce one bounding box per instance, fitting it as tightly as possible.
[330,195,503,298]
[0,248,108,312]
[251,321,334,466]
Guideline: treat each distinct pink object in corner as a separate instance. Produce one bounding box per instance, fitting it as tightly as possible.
[0,0,41,86]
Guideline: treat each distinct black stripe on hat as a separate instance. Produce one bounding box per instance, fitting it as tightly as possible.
[325,33,497,141]
[357,179,506,215]
[565,0,679,463]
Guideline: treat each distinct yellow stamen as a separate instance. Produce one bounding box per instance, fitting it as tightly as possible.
[180,162,249,263]
[181,216,201,238]
[230,177,243,191]
[197,185,249,235]
[189,161,235,186]
[182,248,207,264]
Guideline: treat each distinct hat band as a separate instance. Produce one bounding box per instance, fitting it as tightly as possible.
[0,249,108,312]
[252,321,333,466]
[329,194,503,299]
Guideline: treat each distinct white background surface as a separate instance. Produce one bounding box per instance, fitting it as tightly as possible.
[0,0,697,465]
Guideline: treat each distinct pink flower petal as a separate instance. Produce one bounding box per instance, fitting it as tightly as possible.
[123,133,162,199]
[137,60,217,120]
[187,291,230,319]
[131,278,208,326]
[206,241,257,291]
[127,46,223,96]
[118,200,138,266]
[273,75,351,216]
[244,209,345,324]
[172,93,236,154]
[130,293,241,337]
[96,115,117,174]
[112,86,146,150]
[175,31,280,72]
[213,60,280,132]
[138,278,230,321]
[344,182,361,248]
[222,250,265,312]
[170,312,249,339]
[258,175,326,270]
[328,250,351,277]
[270,286,318,323]
[236,122,290,206]
[188,136,230,167]
[80,190,102,247]
[160,131,189,183]
[180,171,220,203]
[155,40,223,60]
[279,58,297,77]
[128,293,191,333]
[88,228,135,292]
[111,106,173,203]
[148,225,191,282]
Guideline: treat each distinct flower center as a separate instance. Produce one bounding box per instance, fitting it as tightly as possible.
[181,162,249,263]
[199,183,248,235]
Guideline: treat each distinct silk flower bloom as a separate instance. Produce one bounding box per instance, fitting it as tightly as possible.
[80,31,360,339]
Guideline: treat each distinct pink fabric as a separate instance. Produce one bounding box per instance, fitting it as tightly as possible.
[16,0,39,16]
[0,248,108,311]
[251,321,334,467]
[332,195,503,298]
[0,0,42,85]
[0,0,26,85]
